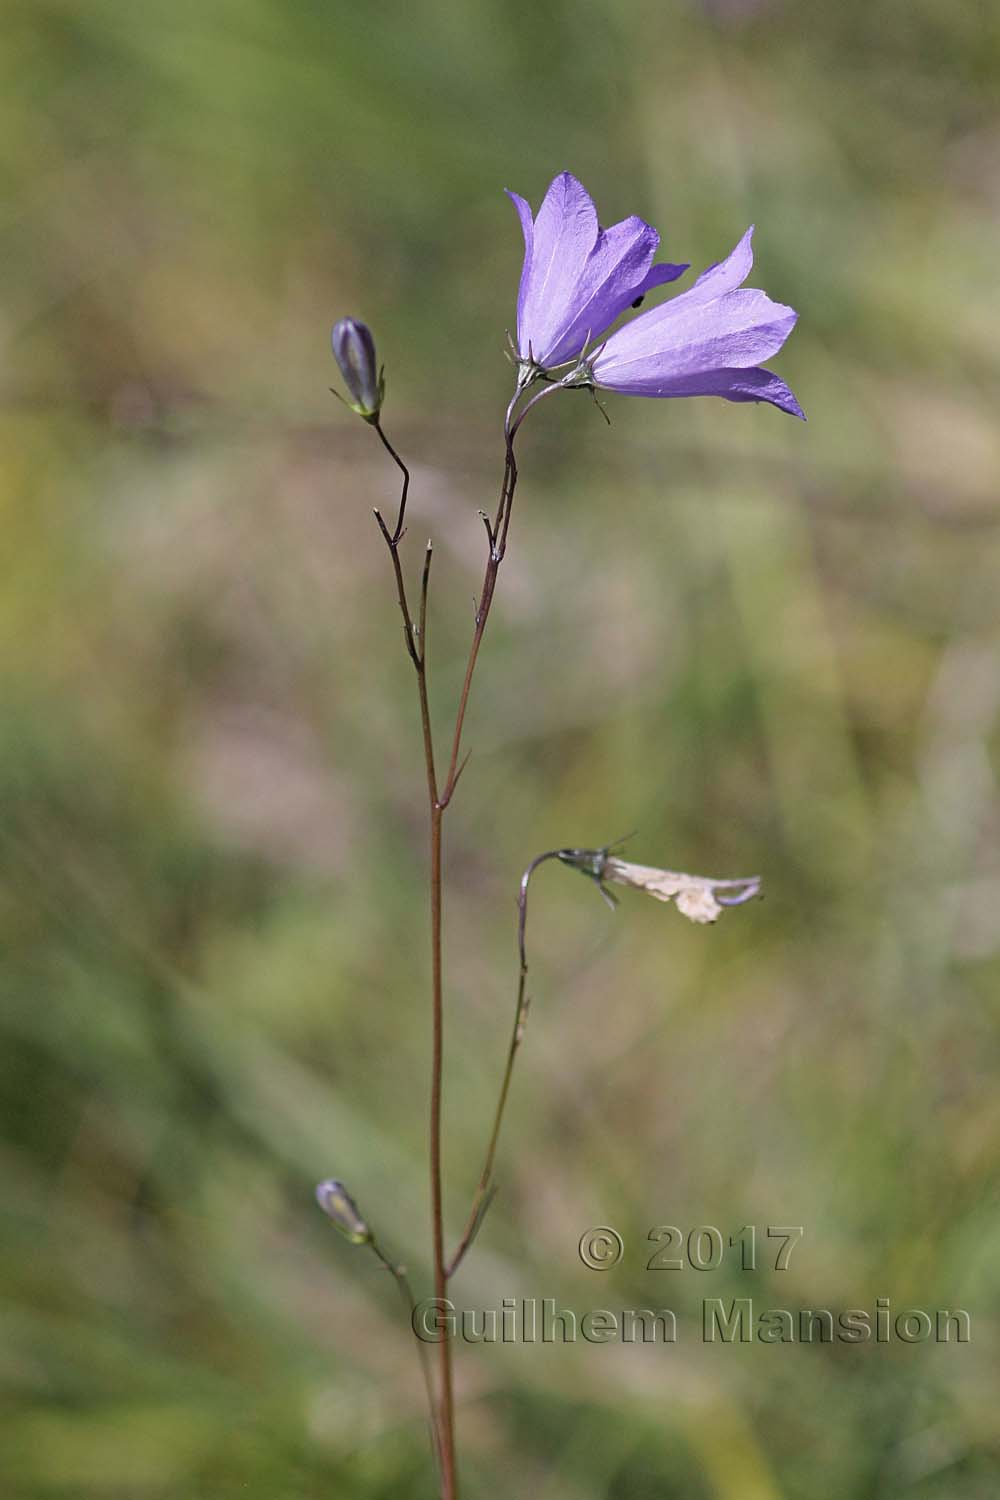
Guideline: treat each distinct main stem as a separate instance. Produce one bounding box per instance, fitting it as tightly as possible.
[372,380,558,1500]
[373,421,457,1496]
[425,397,536,1495]
[428,802,455,1497]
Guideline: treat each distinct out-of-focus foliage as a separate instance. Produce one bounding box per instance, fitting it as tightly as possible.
[2,1,999,1495]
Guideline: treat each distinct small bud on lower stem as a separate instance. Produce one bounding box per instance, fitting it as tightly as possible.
[315,1179,373,1244]
[331,318,384,421]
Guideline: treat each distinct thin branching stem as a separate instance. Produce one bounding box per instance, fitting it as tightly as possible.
[367,378,561,1499]
[371,425,419,668]
[439,382,561,807]
[370,424,452,1492]
[373,418,411,543]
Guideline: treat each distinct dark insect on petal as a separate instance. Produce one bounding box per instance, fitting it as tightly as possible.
[631,295,645,309]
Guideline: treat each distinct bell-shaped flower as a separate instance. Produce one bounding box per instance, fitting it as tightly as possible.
[506,171,688,371]
[583,227,803,418]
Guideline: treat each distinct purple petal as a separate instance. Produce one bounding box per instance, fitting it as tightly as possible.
[505,189,534,344]
[684,225,755,304]
[593,287,797,385]
[518,172,600,361]
[594,363,804,418]
[541,213,660,366]
[722,367,805,418]
[632,260,690,300]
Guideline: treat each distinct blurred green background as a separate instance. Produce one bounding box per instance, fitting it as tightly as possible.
[3,0,999,1495]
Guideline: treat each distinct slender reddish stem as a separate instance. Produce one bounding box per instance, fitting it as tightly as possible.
[369,381,559,1499]
[428,803,455,1495]
[370,426,455,1494]
[439,383,558,807]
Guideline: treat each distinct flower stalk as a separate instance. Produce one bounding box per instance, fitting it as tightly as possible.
[351,374,553,1498]
[322,166,798,1500]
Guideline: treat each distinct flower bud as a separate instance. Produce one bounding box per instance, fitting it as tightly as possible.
[315,1178,373,1244]
[331,318,383,421]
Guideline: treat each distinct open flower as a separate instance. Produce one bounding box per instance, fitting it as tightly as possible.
[506,171,688,371]
[581,226,803,418]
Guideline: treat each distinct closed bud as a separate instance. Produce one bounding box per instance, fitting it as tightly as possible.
[315,1178,373,1244]
[331,318,383,421]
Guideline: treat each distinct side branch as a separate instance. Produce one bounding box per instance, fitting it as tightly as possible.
[446,850,561,1278]
[369,1238,443,1478]
[438,383,560,806]
[371,420,421,669]
[374,506,421,668]
[370,425,438,802]
[373,418,411,543]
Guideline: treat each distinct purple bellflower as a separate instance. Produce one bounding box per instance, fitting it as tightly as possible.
[580,226,803,418]
[507,172,802,419]
[506,171,688,373]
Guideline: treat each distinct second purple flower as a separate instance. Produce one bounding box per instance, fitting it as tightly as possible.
[583,227,803,418]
